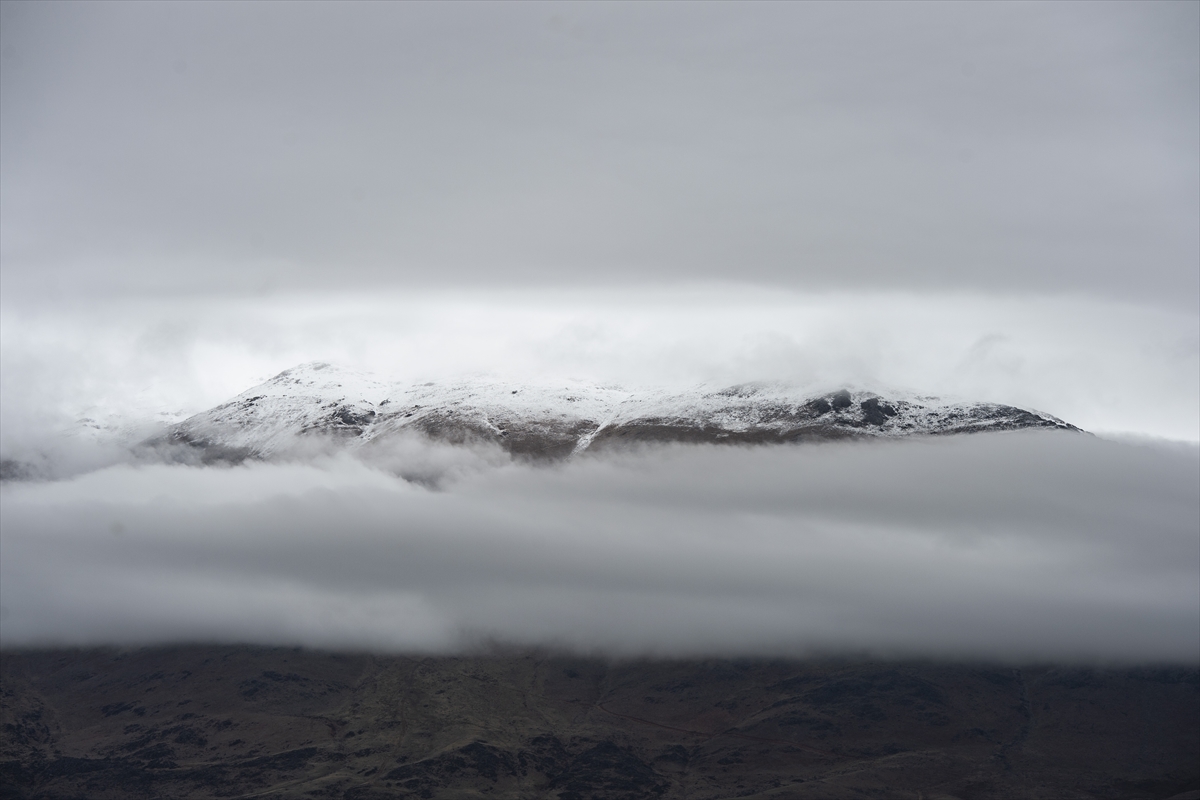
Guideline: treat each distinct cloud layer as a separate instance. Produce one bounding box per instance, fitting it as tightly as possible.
[2,2,1196,307]
[3,432,1196,662]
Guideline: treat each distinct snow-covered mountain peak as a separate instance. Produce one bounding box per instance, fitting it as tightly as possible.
[242,362,390,403]
[156,363,1081,463]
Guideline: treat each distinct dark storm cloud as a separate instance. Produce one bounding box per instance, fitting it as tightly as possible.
[2,433,1196,662]
[1,1,1196,305]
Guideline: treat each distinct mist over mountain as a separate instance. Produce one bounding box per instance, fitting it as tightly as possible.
[8,363,1195,665]
[4,427,1195,663]
[2,3,1196,796]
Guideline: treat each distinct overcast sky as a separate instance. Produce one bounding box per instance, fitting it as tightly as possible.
[1,1,1196,305]
[1,1,1198,449]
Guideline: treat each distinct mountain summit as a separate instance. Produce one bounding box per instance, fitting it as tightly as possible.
[153,363,1079,463]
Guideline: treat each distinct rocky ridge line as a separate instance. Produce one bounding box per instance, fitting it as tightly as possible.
[152,362,1080,463]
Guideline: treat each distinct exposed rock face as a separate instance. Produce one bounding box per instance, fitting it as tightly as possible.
[148,362,1080,463]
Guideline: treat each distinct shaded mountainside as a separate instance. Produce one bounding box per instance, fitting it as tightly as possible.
[1,646,1196,800]
[152,363,1080,463]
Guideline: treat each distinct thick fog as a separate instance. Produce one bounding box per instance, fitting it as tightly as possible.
[2,432,1196,662]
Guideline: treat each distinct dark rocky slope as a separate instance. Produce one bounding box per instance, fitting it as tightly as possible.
[2,647,1195,800]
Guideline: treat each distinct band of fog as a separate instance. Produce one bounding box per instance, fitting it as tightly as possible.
[2,432,1196,662]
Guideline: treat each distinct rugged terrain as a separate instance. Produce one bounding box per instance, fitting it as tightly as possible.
[152,363,1079,464]
[1,646,1196,800]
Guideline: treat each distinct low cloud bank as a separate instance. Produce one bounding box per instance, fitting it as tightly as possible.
[2,432,1196,662]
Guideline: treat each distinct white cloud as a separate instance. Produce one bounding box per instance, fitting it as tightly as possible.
[3,432,1195,662]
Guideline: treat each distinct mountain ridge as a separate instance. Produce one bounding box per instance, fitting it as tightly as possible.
[153,362,1081,463]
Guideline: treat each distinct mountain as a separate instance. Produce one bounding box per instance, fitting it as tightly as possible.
[151,363,1080,464]
[2,646,1196,800]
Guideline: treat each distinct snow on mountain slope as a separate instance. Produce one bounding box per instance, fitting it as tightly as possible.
[152,363,1081,464]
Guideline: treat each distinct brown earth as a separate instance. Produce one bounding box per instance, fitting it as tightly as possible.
[1,647,1196,799]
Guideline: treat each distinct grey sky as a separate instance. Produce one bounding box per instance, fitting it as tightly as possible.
[2,1,1197,306]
